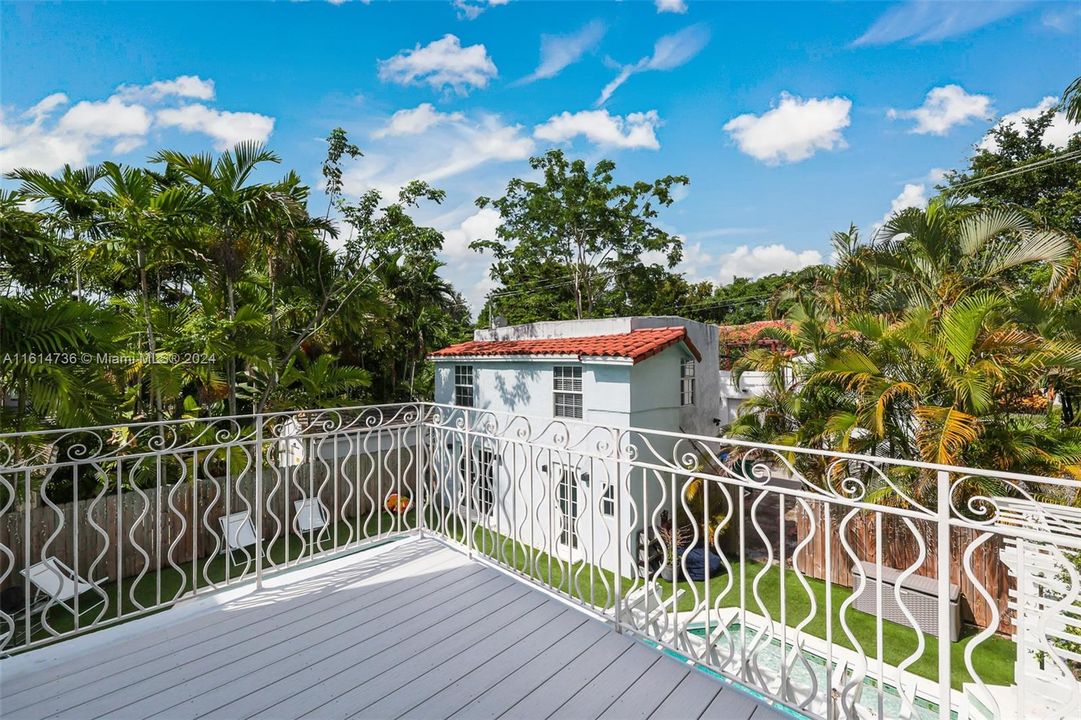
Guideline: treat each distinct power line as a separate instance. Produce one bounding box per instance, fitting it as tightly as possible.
[481,148,1081,323]
[946,149,1081,193]
[487,267,629,301]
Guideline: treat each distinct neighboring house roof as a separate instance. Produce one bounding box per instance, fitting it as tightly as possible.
[716,319,792,345]
[431,326,702,364]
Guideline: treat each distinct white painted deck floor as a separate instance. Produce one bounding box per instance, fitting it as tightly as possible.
[0,538,782,720]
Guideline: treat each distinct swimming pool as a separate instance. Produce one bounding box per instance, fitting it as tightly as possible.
[680,622,955,720]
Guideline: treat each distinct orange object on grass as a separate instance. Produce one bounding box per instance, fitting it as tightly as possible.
[385,493,411,514]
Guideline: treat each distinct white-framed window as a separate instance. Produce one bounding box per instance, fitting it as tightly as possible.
[459,447,495,517]
[578,472,614,517]
[680,357,696,406]
[553,365,583,419]
[555,468,579,548]
[600,482,616,516]
[454,365,474,407]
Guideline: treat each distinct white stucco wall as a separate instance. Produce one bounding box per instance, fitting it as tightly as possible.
[431,316,721,576]
[718,369,772,425]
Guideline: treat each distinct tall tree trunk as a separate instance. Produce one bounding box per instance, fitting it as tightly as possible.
[226,274,237,416]
[138,246,162,421]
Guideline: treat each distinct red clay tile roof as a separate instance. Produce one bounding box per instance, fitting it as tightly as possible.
[431,326,701,364]
[716,320,792,345]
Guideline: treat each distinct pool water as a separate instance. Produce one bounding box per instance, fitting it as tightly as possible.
[685,623,955,720]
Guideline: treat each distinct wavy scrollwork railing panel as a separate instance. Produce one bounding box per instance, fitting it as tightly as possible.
[4,402,1081,720]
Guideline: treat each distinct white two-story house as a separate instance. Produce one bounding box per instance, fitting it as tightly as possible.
[430,317,720,576]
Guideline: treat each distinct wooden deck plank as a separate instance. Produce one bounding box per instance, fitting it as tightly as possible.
[395,609,592,720]
[595,653,693,720]
[698,682,763,720]
[35,552,480,720]
[0,539,785,720]
[143,570,516,720]
[1,538,441,698]
[266,590,550,719]
[340,603,574,718]
[493,634,635,719]
[221,581,538,720]
[548,646,665,719]
[647,669,725,720]
[445,621,611,720]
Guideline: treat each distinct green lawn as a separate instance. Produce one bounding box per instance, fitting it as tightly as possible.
[461,523,1015,690]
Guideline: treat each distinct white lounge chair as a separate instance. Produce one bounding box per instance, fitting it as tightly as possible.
[624,585,686,638]
[14,557,104,639]
[293,497,329,534]
[218,511,258,553]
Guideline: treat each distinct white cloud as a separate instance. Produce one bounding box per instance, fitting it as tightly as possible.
[597,24,710,105]
[854,0,1030,46]
[723,92,851,165]
[520,21,605,84]
[716,244,822,284]
[874,175,935,231]
[378,34,497,95]
[0,78,275,174]
[440,207,502,309]
[373,103,465,139]
[1042,6,1080,33]
[58,97,153,138]
[118,75,215,102]
[112,137,147,154]
[655,0,688,13]
[156,104,274,151]
[341,111,534,199]
[453,0,508,21]
[889,182,929,215]
[1,95,151,173]
[642,240,713,280]
[26,93,69,120]
[533,109,661,150]
[425,115,534,182]
[979,96,1081,151]
[888,85,993,135]
[442,206,501,263]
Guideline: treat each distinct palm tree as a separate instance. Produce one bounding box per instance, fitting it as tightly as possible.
[151,142,293,415]
[0,190,61,293]
[871,200,1074,314]
[97,162,205,419]
[8,164,106,299]
[0,291,121,432]
[1062,75,1081,125]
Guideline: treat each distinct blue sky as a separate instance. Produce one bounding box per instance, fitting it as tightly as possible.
[2,0,1079,311]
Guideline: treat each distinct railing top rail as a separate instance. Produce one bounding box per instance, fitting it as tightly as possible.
[0,401,425,441]
[423,402,1079,490]
[2,400,1077,492]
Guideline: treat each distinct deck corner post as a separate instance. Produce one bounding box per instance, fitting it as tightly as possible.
[464,408,473,560]
[416,405,426,539]
[255,413,265,590]
[613,426,623,634]
[936,468,951,720]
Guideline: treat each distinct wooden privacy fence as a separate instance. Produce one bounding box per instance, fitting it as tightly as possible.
[0,451,415,593]
[794,500,1013,634]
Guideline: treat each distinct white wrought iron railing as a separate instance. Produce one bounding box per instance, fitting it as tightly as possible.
[1,402,1079,720]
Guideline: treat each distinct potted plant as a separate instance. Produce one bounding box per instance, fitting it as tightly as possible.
[655,513,693,581]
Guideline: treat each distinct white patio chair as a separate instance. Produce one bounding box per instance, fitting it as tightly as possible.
[293,497,329,534]
[624,586,686,638]
[218,511,258,553]
[15,557,104,639]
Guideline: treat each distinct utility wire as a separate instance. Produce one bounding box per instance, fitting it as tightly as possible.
[946,149,1081,193]
[482,148,1081,323]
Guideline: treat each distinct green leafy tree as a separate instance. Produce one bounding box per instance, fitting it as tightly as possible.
[474,150,688,322]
